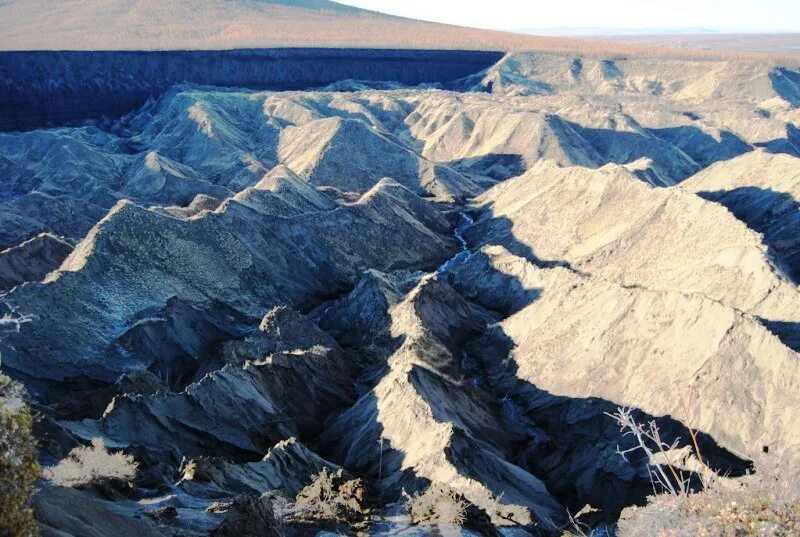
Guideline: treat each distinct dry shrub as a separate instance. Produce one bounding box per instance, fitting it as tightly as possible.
[408,485,468,529]
[609,407,800,536]
[288,468,369,528]
[607,407,706,496]
[407,484,502,536]
[618,459,800,537]
[0,374,39,537]
[43,437,137,488]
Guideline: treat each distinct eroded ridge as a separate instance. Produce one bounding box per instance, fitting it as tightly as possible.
[1,50,799,536]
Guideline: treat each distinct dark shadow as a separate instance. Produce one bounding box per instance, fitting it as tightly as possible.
[463,206,581,274]
[567,121,699,184]
[571,58,583,78]
[310,267,575,530]
[758,318,800,353]
[121,297,254,390]
[445,258,542,317]
[568,121,754,184]
[40,297,258,420]
[447,154,527,182]
[449,203,754,525]
[757,123,800,157]
[646,126,751,168]
[602,60,623,80]
[769,67,800,107]
[464,325,752,522]
[0,49,504,131]
[313,328,437,502]
[306,200,755,533]
[695,186,800,283]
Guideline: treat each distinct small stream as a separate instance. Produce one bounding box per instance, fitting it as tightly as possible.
[436,211,475,276]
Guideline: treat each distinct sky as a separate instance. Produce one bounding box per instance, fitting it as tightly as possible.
[337,0,800,33]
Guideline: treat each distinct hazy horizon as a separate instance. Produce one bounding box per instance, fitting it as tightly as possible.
[515,27,800,36]
[339,0,800,34]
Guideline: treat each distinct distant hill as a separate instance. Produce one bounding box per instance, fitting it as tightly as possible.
[0,0,791,57]
[518,27,718,36]
[0,0,529,51]
[583,32,800,55]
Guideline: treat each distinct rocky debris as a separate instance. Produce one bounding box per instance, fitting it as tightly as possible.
[447,246,761,518]
[63,306,357,467]
[115,297,253,393]
[279,116,423,194]
[0,191,107,252]
[86,348,352,466]
[0,127,128,248]
[51,370,167,420]
[33,413,81,464]
[0,233,73,291]
[211,307,358,436]
[0,52,796,247]
[130,88,281,192]
[410,88,776,186]
[114,370,164,398]
[447,245,542,316]
[123,151,234,206]
[144,505,178,526]
[570,120,703,182]
[211,493,282,537]
[78,362,296,465]
[82,476,138,502]
[319,275,565,531]
[252,306,344,358]
[422,107,603,173]
[312,269,421,356]
[34,486,165,537]
[180,438,343,499]
[480,52,794,106]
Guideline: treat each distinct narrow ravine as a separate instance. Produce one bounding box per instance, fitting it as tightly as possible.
[436,211,476,276]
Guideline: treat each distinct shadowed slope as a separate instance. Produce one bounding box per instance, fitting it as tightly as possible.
[682,150,800,282]
[0,178,456,390]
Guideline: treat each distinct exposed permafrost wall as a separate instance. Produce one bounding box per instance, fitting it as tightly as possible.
[0,48,503,131]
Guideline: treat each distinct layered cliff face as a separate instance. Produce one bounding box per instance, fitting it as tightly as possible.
[0,49,505,131]
[1,51,799,536]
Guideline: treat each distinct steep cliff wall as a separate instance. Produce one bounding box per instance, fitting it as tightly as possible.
[0,49,502,131]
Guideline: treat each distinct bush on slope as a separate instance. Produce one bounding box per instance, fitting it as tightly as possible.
[0,374,39,537]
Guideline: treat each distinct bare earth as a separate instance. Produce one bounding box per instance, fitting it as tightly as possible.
[1,2,799,536]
